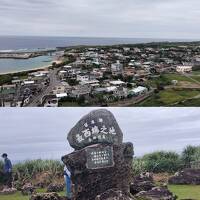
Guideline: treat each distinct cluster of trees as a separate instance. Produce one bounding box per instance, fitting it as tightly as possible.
[133,145,200,175]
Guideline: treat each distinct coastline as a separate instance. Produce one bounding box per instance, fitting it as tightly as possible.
[1,39,200,76]
[0,60,62,75]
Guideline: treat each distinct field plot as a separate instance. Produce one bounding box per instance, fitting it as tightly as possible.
[169,185,200,200]
[0,189,65,200]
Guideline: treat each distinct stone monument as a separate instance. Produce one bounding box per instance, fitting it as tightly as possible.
[62,109,134,200]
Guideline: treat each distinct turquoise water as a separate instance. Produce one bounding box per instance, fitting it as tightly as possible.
[0,55,53,74]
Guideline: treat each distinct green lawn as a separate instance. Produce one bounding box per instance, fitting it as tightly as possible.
[164,74,196,83]
[148,73,200,88]
[169,185,200,200]
[138,89,200,106]
[0,189,65,200]
[148,73,196,88]
[159,89,199,105]
[1,185,200,200]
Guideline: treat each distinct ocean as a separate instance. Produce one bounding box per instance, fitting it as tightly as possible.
[0,36,184,51]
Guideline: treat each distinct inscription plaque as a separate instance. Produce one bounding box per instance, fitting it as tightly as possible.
[67,109,123,150]
[86,145,114,169]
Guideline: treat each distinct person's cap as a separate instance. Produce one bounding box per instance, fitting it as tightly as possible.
[1,153,8,157]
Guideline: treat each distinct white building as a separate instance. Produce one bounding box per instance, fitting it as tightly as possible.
[77,74,90,82]
[110,80,125,86]
[111,61,123,76]
[105,86,117,93]
[129,86,148,96]
[52,85,66,95]
[176,65,192,73]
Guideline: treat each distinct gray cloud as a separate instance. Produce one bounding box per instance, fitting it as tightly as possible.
[0,0,200,39]
[0,108,200,162]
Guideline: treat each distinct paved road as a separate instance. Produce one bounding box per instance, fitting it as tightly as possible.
[26,68,61,107]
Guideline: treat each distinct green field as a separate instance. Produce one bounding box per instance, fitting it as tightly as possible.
[0,189,65,200]
[138,89,200,106]
[169,185,200,200]
[139,73,200,106]
[1,185,200,200]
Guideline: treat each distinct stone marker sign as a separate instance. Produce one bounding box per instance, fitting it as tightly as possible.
[62,109,134,200]
[86,145,114,169]
[67,109,123,150]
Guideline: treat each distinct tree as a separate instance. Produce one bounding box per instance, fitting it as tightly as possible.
[181,145,199,168]
[142,151,182,173]
[193,148,200,162]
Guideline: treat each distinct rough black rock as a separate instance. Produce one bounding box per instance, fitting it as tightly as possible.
[95,189,134,200]
[168,168,200,185]
[30,193,67,200]
[21,183,36,195]
[67,109,123,150]
[134,187,177,200]
[47,183,64,193]
[130,173,155,195]
[62,143,134,200]
[62,109,134,200]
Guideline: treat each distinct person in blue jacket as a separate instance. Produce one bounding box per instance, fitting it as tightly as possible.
[1,153,12,188]
[64,166,71,199]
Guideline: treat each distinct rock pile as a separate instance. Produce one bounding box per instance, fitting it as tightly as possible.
[134,187,177,200]
[21,183,36,195]
[130,173,155,195]
[169,168,200,185]
[62,109,134,200]
[0,187,17,195]
[95,189,133,200]
[30,192,67,200]
[130,172,176,200]
[47,183,64,192]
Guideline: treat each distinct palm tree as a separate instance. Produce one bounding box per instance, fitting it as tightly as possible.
[182,145,198,168]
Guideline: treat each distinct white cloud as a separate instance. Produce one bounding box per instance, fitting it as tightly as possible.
[0,108,200,161]
[0,0,200,39]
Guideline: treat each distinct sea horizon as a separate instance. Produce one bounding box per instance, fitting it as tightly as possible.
[0,35,197,51]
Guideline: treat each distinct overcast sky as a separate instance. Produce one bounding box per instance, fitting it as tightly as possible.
[0,108,200,162]
[0,0,200,39]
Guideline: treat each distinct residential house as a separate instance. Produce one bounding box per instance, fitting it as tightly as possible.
[129,86,148,96]
[176,65,192,73]
[123,67,135,77]
[70,85,91,98]
[111,60,123,76]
